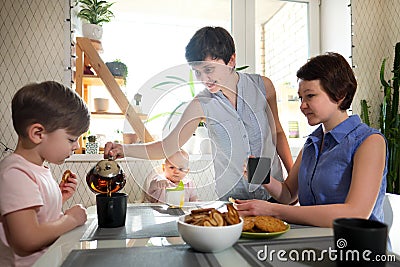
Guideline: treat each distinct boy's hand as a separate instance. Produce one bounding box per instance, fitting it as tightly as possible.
[60,170,78,203]
[64,204,87,227]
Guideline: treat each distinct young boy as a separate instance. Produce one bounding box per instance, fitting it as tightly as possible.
[144,149,198,203]
[0,81,90,266]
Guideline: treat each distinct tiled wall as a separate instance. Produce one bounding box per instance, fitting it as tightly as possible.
[351,0,400,127]
[0,0,72,154]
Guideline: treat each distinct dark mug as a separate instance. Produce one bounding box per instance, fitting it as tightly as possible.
[96,192,127,228]
[333,218,388,267]
[247,157,271,184]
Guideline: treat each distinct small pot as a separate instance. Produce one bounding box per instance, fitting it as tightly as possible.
[94,98,109,112]
[106,62,127,77]
[82,23,103,40]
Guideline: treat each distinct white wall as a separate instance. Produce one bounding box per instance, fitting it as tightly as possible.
[320,0,352,59]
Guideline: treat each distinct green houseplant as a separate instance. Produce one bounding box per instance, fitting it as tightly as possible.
[105,59,128,85]
[360,42,400,194]
[75,0,115,40]
[147,66,250,131]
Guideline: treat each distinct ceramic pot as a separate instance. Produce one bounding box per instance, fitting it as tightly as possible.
[82,23,103,40]
[94,98,109,112]
[86,141,99,154]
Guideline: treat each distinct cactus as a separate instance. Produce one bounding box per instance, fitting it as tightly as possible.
[360,42,400,194]
[360,99,370,126]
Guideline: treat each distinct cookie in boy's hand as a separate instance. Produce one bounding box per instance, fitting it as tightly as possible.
[62,170,72,183]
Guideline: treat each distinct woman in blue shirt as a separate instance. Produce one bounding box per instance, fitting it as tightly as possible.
[236,52,387,227]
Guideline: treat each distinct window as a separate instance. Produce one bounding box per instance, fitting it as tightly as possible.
[88,0,230,143]
[254,0,319,142]
[85,0,319,147]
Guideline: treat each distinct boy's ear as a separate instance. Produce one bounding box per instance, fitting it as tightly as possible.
[228,53,236,67]
[27,123,45,144]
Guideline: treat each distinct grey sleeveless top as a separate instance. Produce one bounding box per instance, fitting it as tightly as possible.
[196,72,283,201]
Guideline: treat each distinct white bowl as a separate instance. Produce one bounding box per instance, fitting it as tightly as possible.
[177,215,243,252]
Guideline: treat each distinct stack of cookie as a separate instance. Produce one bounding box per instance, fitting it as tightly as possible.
[242,216,288,233]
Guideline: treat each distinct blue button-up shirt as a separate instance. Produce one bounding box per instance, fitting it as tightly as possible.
[298,115,387,222]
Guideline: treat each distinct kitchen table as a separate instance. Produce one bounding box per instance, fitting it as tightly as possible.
[32,202,398,267]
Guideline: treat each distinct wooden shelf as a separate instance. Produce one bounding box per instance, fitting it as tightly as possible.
[74,37,154,154]
[91,112,148,120]
[89,39,103,53]
[83,75,125,86]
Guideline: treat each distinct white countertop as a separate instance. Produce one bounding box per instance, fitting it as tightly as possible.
[33,203,334,267]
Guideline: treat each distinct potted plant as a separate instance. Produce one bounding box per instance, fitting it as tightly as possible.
[360,41,400,195]
[105,59,128,85]
[76,0,115,40]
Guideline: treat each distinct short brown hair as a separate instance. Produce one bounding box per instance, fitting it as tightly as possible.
[185,26,235,64]
[12,81,90,137]
[296,52,357,110]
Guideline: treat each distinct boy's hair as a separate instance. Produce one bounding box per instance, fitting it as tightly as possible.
[296,52,357,110]
[12,81,90,137]
[185,26,235,65]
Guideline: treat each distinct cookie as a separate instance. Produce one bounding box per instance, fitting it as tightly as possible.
[184,206,240,227]
[242,216,256,232]
[225,204,240,225]
[62,170,72,183]
[253,216,287,233]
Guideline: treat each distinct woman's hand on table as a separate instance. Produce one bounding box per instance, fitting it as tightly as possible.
[235,199,277,217]
[104,142,124,159]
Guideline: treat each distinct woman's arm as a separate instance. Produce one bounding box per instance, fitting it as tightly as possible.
[262,76,293,173]
[237,134,386,227]
[105,98,204,160]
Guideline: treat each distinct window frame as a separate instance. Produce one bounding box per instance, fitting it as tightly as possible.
[231,0,320,72]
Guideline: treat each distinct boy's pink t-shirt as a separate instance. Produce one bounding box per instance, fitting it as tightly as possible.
[145,174,198,203]
[0,153,63,267]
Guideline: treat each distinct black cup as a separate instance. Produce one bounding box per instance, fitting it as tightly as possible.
[333,218,388,267]
[247,157,271,184]
[96,192,127,228]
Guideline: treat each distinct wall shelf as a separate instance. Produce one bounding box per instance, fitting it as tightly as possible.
[83,75,124,86]
[74,37,154,153]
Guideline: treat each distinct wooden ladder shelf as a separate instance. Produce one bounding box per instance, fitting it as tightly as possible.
[75,37,154,147]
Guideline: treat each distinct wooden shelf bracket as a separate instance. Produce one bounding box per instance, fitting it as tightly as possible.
[75,37,154,144]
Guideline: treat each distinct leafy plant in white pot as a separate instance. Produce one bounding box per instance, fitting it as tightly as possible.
[76,0,115,41]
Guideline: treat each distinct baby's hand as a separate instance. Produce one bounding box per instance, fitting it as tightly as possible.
[155,180,169,189]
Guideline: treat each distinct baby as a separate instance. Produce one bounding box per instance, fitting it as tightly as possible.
[144,149,198,203]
